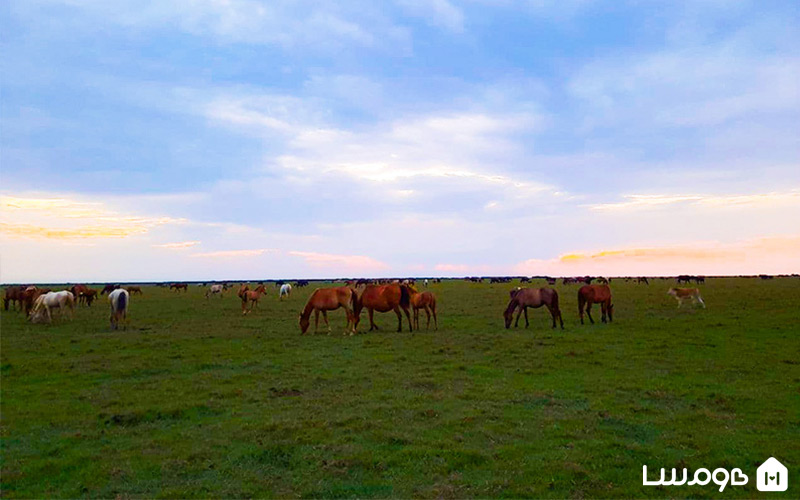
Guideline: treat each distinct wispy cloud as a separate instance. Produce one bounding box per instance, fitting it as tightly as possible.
[152,241,200,249]
[0,194,185,240]
[587,189,800,211]
[190,248,277,258]
[288,251,389,271]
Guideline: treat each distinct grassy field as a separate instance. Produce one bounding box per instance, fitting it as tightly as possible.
[1,278,799,498]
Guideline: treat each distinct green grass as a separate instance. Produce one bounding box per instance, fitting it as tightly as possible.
[2,278,799,498]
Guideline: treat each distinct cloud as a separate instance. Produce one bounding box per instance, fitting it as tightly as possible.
[288,251,389,271]
[0,194,186,240]
[396,0,465,33]
[587,189,800,212]
[190,248,277,258]
[515,235,800,276]
[152,241,200,249]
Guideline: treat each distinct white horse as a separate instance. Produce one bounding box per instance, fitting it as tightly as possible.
[279,283,292,300]
[29,291,75,323]
[109,288,130,330]
[205,284,225,299]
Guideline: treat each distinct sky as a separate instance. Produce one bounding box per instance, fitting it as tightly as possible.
[1,0,799,282]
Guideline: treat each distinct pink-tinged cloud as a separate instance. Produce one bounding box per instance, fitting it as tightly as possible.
[152,241,200,249]
[190,248,277,258]
[288,251,389,271]
[515,235,800,276]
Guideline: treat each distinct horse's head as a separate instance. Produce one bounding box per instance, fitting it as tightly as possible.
[503,306,515,329]
[299,314,310,334]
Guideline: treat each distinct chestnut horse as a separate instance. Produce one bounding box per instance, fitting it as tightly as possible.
[238,284,266,314]
[354,284,413,332]
[578,284,613,324]
[100,284,119,295]
[299,286,358,335]
[170,283,188,292]
[409,287,438,331]
[504,287,563,329]
[124,285,143,295]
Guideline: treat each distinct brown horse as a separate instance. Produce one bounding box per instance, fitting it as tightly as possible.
[4,286,25,311]
[409,288,438,331]
[124,285,143,295]
[82,288,98,306]
[504,287,564,329]
[21,286,49,315]
[578,285,613,324]
[238,284,266,314]
[299,286,358,335]
[170,283,188,292]
[100,284,119,295]
[355,284,413,332]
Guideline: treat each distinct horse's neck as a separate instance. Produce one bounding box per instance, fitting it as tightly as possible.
[300,301,315,320]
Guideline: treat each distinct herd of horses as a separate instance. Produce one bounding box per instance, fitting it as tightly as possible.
[4,277,715,333]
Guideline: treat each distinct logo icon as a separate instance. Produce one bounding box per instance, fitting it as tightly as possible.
[757,457,788,492]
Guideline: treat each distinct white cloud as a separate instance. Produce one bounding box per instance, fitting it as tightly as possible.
[396,0,465,33]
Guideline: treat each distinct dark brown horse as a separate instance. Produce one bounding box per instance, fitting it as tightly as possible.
[4,286,24,311]
[504,287,563,329]
[299,286,358,335]
[578,285,613,324]
[100,284,119,295]
[409,288,438,331]
[355,284,413,332]
[170,283,188,292]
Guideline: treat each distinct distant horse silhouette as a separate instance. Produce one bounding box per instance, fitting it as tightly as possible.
[355,283,413,332]
[100,284,119,295]
[299,286,358,335]
[124,286,143,295]
[504,287,563,329]
[578,285,613,324]
[206,284,225,299]
[409,287,438,331]
[170,283,188,292]
[238,284,266,314]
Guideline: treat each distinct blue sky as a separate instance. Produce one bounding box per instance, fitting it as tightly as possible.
[2,0,799,282]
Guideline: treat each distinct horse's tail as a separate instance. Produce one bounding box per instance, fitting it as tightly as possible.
[577,289,586,316]
[551,289,560,315]
[399,284,410,308]
[118,291,127,313]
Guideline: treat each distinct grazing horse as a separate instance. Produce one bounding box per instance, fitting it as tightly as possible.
[354,284,413,332]
[82,288,98,306]
[667,287,706,308]
[170,283,188,292]
[108,288,130,330]
[279,283,292,300]
[299,286,358,335]
[22,286,49,315]
[4,286,25,311]
[100,284,119,295]
[29,291,75,324]
[578,285,613,324]
[504,287,564,329]
[409,288,438,331]
[238,284,266,314]
[124,285,143,295]
[205,284,225,299]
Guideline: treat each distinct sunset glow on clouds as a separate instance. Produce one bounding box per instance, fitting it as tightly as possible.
[2,1,799,281]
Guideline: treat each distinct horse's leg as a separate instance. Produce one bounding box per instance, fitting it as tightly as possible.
[697,295,706,308]
[314,309,320,333]
[601,302,607,323]
[524,307,529,328]
[322,310,331,333]
[393,306,403,332]
[368,308,377,331]
[586,303,594,324]
[424,305,431,330]
[514,305,523,327]
[432,303,438,331]
[403,305,413,332]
